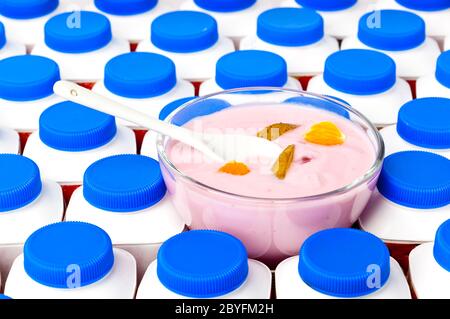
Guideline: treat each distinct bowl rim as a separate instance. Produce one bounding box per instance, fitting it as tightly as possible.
[156,87,385,203]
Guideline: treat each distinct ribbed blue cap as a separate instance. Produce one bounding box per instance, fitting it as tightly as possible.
[0,55,60,102]
[0,0,58,19]
[194,0,256,12]
[299,228,390,297]
[83,155,166,212]
[0,22,6,49]
[171,98,231,126]
[397,98,450,149]
[434,220,450,272]
[257,8,323,46]
[436,51,450,89]
[159,97,196,121]
[24,222,114,288]
[358,10,425,51]
[324,49,396,95]
[151,11,218,53]
[39,101,117,152]
[94,0,157,15]
[0,154,42,213]
[395,0,450,11]
[216,50,288,90]
[295,0,357,11]
[157,230,249,298]
[284,96,350,118]
[377,151,450,209]
[45,11,112,53]
[104,52,177,99]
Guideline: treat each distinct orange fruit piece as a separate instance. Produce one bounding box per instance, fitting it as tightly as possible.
[272,144,295,180]
[304,122,345,146]
[219,161,250,176]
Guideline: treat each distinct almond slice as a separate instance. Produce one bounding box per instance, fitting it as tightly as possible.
[219,161,250,176]
[257,123,299,141]
[272,144,295,180]
[304,122,345,146]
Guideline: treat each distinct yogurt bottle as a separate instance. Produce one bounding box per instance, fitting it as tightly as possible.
[380,98,450,159]
[0,21,26,59]
[137,230,272,299]
[23,101,136,201]
[180,0,272,44]
[0,0,60,47]
[341,10,441,79]
[5,222,137,299]
[0,126,20,154]
[282,0,371,39]
[92,52,194,129]
[275,228,411,299]
[409,219,450,299]
[307,49,412,127]
[0,154,63,284]
[89,0,176,43]
[136,10,235,82]
[360,151,450,271]
[416,51,450,98]
[31,11,130,83]
[240,8,339,80]
[0,55,63,132]
[65,154,185,279]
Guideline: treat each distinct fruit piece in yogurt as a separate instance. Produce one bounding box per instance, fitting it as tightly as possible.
[304,122,345,146]
[272,144,295,180]
[219,161,251,176]
[257,123,299,141]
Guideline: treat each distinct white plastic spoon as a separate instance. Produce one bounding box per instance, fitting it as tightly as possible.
[53,81,283,165]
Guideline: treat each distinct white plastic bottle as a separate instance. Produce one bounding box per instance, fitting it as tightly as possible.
[0,55,63,131]
[0,126,20,154]
[240,8,339,77]
[0,154,63,283]
[409,219,450,299]
[275,228,411,299]
[136,10,235,82]
[65,154,185,279]
[32,11,130,83]
[416,51,450,98]
[137,230,272,299]
[23,101,136,186]
[92,52,194,129]
[341,10,441,79]
[282,0,371,39]
[380,98,450,159]
[5,222,137,299]
[307,49,412,127]
[0,21,26,59]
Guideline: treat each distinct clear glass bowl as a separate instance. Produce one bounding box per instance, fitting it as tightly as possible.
[156,88,384,266]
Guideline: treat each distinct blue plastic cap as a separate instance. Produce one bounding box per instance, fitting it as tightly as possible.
[39,101,117,152]
[24,222,114,288]
[0,21,6,49]
[159,97,197,121]
[397,98,450,149]
[434,220,450,272]
[0,0,58,19]
[257,8,324,47]
[151,11,218,53]
[104,52,177,99]
[216,50,288,89]
[299,228,390,297]
[324,49,396,95]
[194,0,256,12]
[94,0,157,15]
[157,230,249,298]
[358,10,425,51]
[0,55,60,101]
[0,294,11,299]
[45,11,112,53]
[0,154,42,213]
[436,51,450,89]
[377,151,450,209]
[395,0,450,11]
[83,155,166,212]
[284,96,350,118]
[171,98,231,126]
[295,0,356,11]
